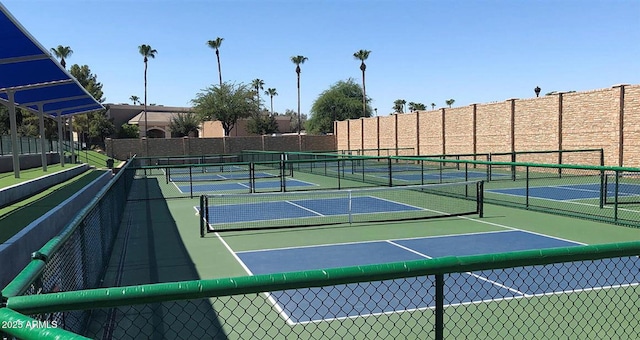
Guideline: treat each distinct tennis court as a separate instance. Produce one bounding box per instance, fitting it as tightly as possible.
[175,178,315,193]
[489,182,640,202]
[234,230,640,323]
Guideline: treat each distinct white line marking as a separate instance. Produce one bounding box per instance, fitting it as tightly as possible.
[285,201,325,216]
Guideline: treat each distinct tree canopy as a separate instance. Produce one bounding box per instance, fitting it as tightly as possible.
[69,64,114,147]
[306,78,372,134]
[246,109,278,135]
[168,112,201,137]
[192,82,258,136]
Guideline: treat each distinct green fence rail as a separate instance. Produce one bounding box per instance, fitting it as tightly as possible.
[1,157,135,338]
[2,241,640,339]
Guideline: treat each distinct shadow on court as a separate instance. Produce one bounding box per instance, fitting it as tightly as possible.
[85,176,228,339]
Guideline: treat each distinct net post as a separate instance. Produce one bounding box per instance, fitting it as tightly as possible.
[387,157,392,187]
[420,159,425,186]
[435,273,444,340]
[189,166,193,199]
[337,159,342,190]
[280,159,286,192]
[199,195,205,238]
[487,153,492,181]
[600,170,605,208]
[511,152,516,181]
[249,162,255,193]
[166,166,169,184]
[525,166,530,208]
[477,181,484,218]
[348,190,353,224]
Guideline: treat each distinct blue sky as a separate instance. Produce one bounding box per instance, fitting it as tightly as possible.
[3,0,639,116]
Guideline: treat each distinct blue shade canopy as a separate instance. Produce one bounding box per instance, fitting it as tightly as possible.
[0,3,103,117]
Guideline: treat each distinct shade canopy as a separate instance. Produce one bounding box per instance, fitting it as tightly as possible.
[0,3,103,116]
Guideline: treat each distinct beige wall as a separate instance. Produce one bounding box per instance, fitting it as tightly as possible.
[336,84,640,167]
[201,117,295,137]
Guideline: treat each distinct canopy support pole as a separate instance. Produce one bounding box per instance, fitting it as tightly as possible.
[58,113,64,167]
[69,116,75,164]
[8,90,20,178]
[38,104,47,172]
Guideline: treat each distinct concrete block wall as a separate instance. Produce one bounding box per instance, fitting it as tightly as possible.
[445,107,474,155]
[624,86,640,166]
[336,84,640,167]
[397,113,417,156]
[419,110,443,155]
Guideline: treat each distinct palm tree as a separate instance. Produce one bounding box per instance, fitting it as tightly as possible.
[393,99,405,113]
[251,78,265,107]
[129,95,140,105]
[408,102,417,112]
[291,55,308,134]
[431,103,436,110]
[353,49,371,117]
[264,88,278,115]
[50,45,73,69]
[206,37,224,86]
[446,99,455,108]
[138,44,157,138]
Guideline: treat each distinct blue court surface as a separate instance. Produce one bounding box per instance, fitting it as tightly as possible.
[169,171,275,182]
[235,230,640,323]
[488,183,640,201]
[202,196,421,225]
[178,179,314,193]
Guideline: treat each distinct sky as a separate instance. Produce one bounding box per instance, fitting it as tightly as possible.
[2,0,639,117]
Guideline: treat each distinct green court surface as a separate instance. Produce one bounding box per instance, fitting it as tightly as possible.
[81,168,640,339]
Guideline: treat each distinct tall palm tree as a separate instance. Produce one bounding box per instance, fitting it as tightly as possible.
[206,37,224,86]
[50,45,73,69]
[265,88,278,115]
[291,55,308,134]
[446,99,455,108]
[251,78,265,107]
[138,44,157,138]
[129,95,140,105]
[353,49,371,117]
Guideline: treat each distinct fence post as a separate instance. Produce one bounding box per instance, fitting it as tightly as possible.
[435,274,444,340]
[525,166,530,208]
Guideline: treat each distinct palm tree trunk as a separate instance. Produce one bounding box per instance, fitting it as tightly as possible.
[144,60,148,138]
[362,68,366,117]
[270,95,274,116]
[216,50,222,86]
[297,74,301,134]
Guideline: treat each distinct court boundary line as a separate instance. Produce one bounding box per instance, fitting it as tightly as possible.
[209,229,297,326]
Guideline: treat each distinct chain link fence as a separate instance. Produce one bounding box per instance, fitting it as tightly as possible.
[3,243,640,339]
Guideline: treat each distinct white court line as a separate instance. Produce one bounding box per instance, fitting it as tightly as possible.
[209,229,297,326]
[285,201,325,216]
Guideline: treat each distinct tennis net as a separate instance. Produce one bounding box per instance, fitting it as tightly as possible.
[199,180,484,234]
